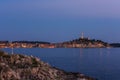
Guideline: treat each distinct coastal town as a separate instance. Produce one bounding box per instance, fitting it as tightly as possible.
[0,34,111,48]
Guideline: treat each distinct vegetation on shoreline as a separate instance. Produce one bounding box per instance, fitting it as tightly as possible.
[59,37,110,48]
[110,43,120,47]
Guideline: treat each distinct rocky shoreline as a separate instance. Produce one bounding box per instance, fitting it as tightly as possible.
[0,51,96,80]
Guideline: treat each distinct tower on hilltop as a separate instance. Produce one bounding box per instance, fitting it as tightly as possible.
[81,32,84,39]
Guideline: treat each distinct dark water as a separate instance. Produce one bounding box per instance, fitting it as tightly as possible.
[1,48,120,80]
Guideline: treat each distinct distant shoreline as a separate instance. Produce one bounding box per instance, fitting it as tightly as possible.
[0,37,119,48]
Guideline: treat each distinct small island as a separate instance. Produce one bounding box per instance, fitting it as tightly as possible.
[0,51,96,80]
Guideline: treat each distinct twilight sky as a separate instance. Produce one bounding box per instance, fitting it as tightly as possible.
[0,0,120,43]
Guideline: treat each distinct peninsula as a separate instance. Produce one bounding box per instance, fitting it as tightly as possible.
[0,51,96,80]
[0,37,110,48]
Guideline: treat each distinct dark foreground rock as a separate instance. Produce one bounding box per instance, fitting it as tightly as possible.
[0,51,96,80]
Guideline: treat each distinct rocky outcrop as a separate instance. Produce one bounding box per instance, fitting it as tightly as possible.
[0,51,96,80]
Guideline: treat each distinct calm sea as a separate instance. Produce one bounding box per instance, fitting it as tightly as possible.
[1,48,120,80]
